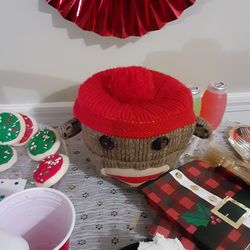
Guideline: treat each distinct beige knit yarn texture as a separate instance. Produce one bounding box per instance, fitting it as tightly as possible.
[82,123,198,171]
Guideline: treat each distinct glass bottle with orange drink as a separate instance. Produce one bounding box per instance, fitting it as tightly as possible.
[200,82,227,131]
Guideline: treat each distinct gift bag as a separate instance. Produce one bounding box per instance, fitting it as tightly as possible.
[149,215,198,250]
[141,160,250,250]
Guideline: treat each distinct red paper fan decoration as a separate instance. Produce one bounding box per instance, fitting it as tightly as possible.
[46,0,196,38]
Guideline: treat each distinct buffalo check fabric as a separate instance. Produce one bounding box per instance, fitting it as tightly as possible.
[141,160,250,250]
[149,215,198,250]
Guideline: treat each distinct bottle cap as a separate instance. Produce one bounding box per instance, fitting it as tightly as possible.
[189,85,200,95]
[210,82,227,91]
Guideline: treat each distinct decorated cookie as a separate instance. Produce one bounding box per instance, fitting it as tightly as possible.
[0,112,25,145]
[0,145,17,172]
[14,113,38,146]
[33,153,69,187]
[27,128,61,161]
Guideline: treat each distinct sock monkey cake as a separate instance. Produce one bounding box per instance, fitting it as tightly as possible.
[73,66,212,186]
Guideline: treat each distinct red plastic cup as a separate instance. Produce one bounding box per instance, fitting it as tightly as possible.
[0,188,75,250]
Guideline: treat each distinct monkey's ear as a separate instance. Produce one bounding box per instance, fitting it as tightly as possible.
[194,117,212,139]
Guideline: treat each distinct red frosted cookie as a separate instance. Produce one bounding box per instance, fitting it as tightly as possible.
[14,113,38,146]
[33,153,69,187]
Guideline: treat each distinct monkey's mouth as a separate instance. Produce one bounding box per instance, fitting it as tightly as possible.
[109,172,164,186]
[85,145,182,186]
[101,164,169,187]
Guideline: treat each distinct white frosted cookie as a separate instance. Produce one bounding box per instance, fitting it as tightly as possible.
[0,112,25,145]
[27,128,61,161]
[14,113,38,146]
[0,145,17,172]
[33,153,69,187]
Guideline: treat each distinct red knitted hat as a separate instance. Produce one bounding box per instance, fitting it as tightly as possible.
[74,66,195,139]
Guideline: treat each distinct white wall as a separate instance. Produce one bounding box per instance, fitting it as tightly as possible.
[0,0,249,104]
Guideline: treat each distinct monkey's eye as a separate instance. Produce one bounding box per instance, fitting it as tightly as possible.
[151,136,169,150]
[99,135,115,150]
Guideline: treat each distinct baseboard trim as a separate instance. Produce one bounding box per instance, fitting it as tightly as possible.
[0,102,73,126]
[226,92,250,112]
[0,102,73,113]
[0,92,250,124]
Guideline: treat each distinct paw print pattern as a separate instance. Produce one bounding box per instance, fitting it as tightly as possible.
[78,240,86,245]
[97,180,103,185]
[110,189,117,194]
[82,192,89,198]
[73,150,80,155]
[81,214,88,220]
[97,201,103,207]
[96,224,103,230]
[111,237,119,245]
[125,200,132,204]
[111,211,118,217]
[140,212,148,218]
[68,184,76,190]
[127,224,133,231]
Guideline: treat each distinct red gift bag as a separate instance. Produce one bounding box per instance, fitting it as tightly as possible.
[149,215,198,250]
[141,160,250,250]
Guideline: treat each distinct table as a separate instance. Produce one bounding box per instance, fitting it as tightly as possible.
[0,132,156,250]
[0,120,238,250]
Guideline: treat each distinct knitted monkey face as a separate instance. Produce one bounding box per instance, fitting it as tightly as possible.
[74,66,212,186]
[82,123,196,186]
